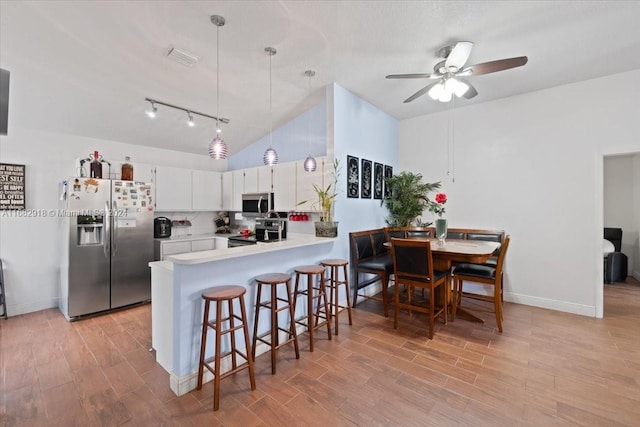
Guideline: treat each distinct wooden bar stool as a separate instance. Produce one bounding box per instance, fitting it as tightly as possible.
[320,259,353,335]
[292,265,332,352]
[196,285,256,411]
[252,273,300,374]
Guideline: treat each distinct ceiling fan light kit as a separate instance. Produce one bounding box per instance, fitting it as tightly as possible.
[387,41,528,104]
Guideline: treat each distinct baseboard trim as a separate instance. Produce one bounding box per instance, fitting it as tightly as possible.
[504,292,596,317]
[6,297,58,317]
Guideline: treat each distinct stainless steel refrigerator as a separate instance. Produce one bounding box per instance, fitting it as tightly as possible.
[59,177,154,320]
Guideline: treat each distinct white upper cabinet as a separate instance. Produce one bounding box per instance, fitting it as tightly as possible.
[192,170,221,211]
[243,168,259,194]
[257,165,272,193]
[221,171,234,211]
[131,162,156,184]
[155,166,192,211]
[231,169,245,212]
[272,162,296,212]
[296,156,325,211]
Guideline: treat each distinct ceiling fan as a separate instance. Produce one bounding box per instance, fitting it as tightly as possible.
[386,41,528,103]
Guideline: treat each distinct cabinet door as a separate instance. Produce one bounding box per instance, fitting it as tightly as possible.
[231,170,244,212]
[161,241,192,260]
[257,166,272,192]
[296,156,325,211]
[131,162,156,184]
[272,162,296,212]
[192,170,221,211]
[155,166,192,211]
[221,171,234,211]
[244,168,259,194]
[191,239,215,251]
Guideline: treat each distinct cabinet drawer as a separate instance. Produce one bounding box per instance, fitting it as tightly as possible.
[191,239,215,251]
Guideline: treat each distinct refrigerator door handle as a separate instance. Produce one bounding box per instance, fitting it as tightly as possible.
[112,201,118,256]
[104,201,110,258]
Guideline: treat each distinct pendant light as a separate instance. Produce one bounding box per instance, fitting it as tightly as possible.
[303,70,317,172]
[263,47,278,165]
[208,15,228,159]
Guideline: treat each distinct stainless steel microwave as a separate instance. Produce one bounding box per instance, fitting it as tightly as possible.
[242,192,274,217]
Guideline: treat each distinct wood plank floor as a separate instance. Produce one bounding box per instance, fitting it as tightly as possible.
[2,278,640,426]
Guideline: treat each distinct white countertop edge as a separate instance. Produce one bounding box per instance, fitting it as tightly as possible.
[161,233,337,265]
[154,233,228,243]
[148,260,173,270]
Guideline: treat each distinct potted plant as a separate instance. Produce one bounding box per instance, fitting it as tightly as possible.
[382,171,441,227]
[299,158,341,237]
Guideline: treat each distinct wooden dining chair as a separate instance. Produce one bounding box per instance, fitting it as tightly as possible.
[390,238,448,339]
[384,226,407,242]
[452,235,510,332]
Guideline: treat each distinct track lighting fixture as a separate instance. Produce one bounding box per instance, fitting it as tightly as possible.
[186,111,195,127]
[143,98,229,126]
[145,101,157,118]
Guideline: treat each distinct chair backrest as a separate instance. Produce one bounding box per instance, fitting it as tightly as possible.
[390,238,434,283]
[405,227,432,239]
[604,228,623,252]
[384,227,407,242]
[350,231,375,264]
[495,235,511,279]
[371,230,388,255]
[467,230,504,243]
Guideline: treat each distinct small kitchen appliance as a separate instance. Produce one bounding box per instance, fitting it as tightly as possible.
[154,217,172,238]
[255,218,287,242]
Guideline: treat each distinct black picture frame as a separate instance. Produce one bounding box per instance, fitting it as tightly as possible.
[347,155,359,198]
[384,165,393,197]
[0,163,26,210]
[374,162,383,200]
[361,159,372,198]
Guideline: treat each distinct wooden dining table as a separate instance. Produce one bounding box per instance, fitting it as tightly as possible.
[385,238,501,324]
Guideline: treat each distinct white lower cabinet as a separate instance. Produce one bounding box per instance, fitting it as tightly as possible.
[156,237,222,260]
[191,239,215,251]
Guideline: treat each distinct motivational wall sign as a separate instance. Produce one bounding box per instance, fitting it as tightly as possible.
[0,163,26,210]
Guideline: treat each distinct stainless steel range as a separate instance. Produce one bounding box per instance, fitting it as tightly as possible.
[227,235,258,248]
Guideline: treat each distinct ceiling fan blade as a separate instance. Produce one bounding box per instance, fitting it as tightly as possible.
[461,56,528,76]
[458,79,478,99]
[403,82,439,103]
[386,73,439,79]
[445,41,474,69]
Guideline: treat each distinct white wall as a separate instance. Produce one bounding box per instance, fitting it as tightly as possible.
[633,155,640,279]
[399,69,640,317]
[0,127,225,316]
[604,154,638,276]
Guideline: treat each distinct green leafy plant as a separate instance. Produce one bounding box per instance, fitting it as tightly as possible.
[382,171,441,227]
[299,158,341,222]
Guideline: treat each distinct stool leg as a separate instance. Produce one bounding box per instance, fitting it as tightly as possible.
[343,264,353,326]
[307,273,314,352]
[251,283,263,362]
[319,274,332,341]
[270,283,277,374]
[228,299,238,370]
[284,279,300,360]
[197,300,210,390]
[213,300,223,411]
[331,266,339,335]
[238,295,256,391]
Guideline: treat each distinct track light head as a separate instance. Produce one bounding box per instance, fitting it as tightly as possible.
[186,111,195,127]
[145,102,157,118]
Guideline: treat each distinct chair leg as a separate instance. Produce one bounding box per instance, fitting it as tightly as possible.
[197,300,210,390]
[352,270,359,308]
[393,282,400,329]
[494,284,503,333]
[451,277,459,321]
[381,273,389,317]
[428,285,435,340]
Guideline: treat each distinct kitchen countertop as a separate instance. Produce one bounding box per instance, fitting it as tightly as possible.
[154,233,229,242]
[158,233,336,265]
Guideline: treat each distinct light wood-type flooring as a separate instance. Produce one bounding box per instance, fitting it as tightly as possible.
[2,278,640,426]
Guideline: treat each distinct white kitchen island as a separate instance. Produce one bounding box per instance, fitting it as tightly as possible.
[149,232,337,396]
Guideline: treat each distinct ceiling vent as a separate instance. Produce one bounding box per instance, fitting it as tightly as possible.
[166,47,199,67]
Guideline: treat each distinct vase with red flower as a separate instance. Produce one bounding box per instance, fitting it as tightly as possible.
[431,193,448,246]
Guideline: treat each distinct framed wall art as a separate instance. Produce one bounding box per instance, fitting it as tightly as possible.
[347,155,359,198]
[361,159,372,199]
[0,163,25,210]
[374,162,383,200]
[384,165,393,197]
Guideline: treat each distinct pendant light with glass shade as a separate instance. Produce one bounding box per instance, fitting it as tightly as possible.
[208,15,228,159]
[303,70,317,172]
[263,47,278,165]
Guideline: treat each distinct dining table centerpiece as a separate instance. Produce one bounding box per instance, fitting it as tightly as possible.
[430,192,448,244]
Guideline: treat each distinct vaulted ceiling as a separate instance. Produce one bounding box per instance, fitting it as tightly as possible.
[1,1,639,156]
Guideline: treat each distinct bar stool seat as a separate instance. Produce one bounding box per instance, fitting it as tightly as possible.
[320,259,353,335]
[197,285,256,411]
[252,273,300,374]
[292,265,332,351]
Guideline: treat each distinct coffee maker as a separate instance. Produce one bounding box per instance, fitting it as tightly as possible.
[154,217,172,238]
